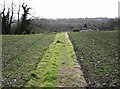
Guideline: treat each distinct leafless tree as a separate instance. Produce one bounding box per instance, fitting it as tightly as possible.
[17,3,20,33]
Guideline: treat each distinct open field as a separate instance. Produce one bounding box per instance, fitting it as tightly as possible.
[69,31,119,87]
[2,33,56,87]
[2,31,119,87]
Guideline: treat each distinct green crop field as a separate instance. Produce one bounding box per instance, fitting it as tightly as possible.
[2,33,56,87]
[69,31,119,87]
[2,31,119,88]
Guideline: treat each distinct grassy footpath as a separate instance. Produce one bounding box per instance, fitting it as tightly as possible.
[69,31,119,87]
[26,32,87,87]
[2,33,55,87]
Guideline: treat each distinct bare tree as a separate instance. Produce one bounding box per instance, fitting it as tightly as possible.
[2,2,6,34]
[6,8,10,34]
[19,3,31,34]
[8,1,14,33]
[1,1,14,34]
[17,3,20,34]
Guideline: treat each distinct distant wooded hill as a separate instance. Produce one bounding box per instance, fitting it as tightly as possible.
[28,18,118,33]
[11,17,118,34]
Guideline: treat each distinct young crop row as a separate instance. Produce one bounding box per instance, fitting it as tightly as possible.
[69,31,119,87]
[2,35,27,47]
[2,33,56,87]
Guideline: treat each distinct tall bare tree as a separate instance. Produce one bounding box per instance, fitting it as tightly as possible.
[2,1,14,34]
[17,3,20,34]
[19,3,31,34]
[2,2,6,34]
[8,1,14,33]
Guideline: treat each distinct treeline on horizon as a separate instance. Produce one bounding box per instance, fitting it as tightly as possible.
[0,2,120,34]
[29,17,119,33]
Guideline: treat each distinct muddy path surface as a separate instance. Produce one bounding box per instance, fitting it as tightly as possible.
[58,33,87,87]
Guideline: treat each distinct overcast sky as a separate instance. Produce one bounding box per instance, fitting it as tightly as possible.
[0,0,119,19]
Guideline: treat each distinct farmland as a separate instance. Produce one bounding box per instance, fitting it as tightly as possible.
[2,33,56,87]
[26,32,87,87]
[69,31,119,87]
[1,0,119,88]
[2,32,87,87]
[2,31,119,87]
